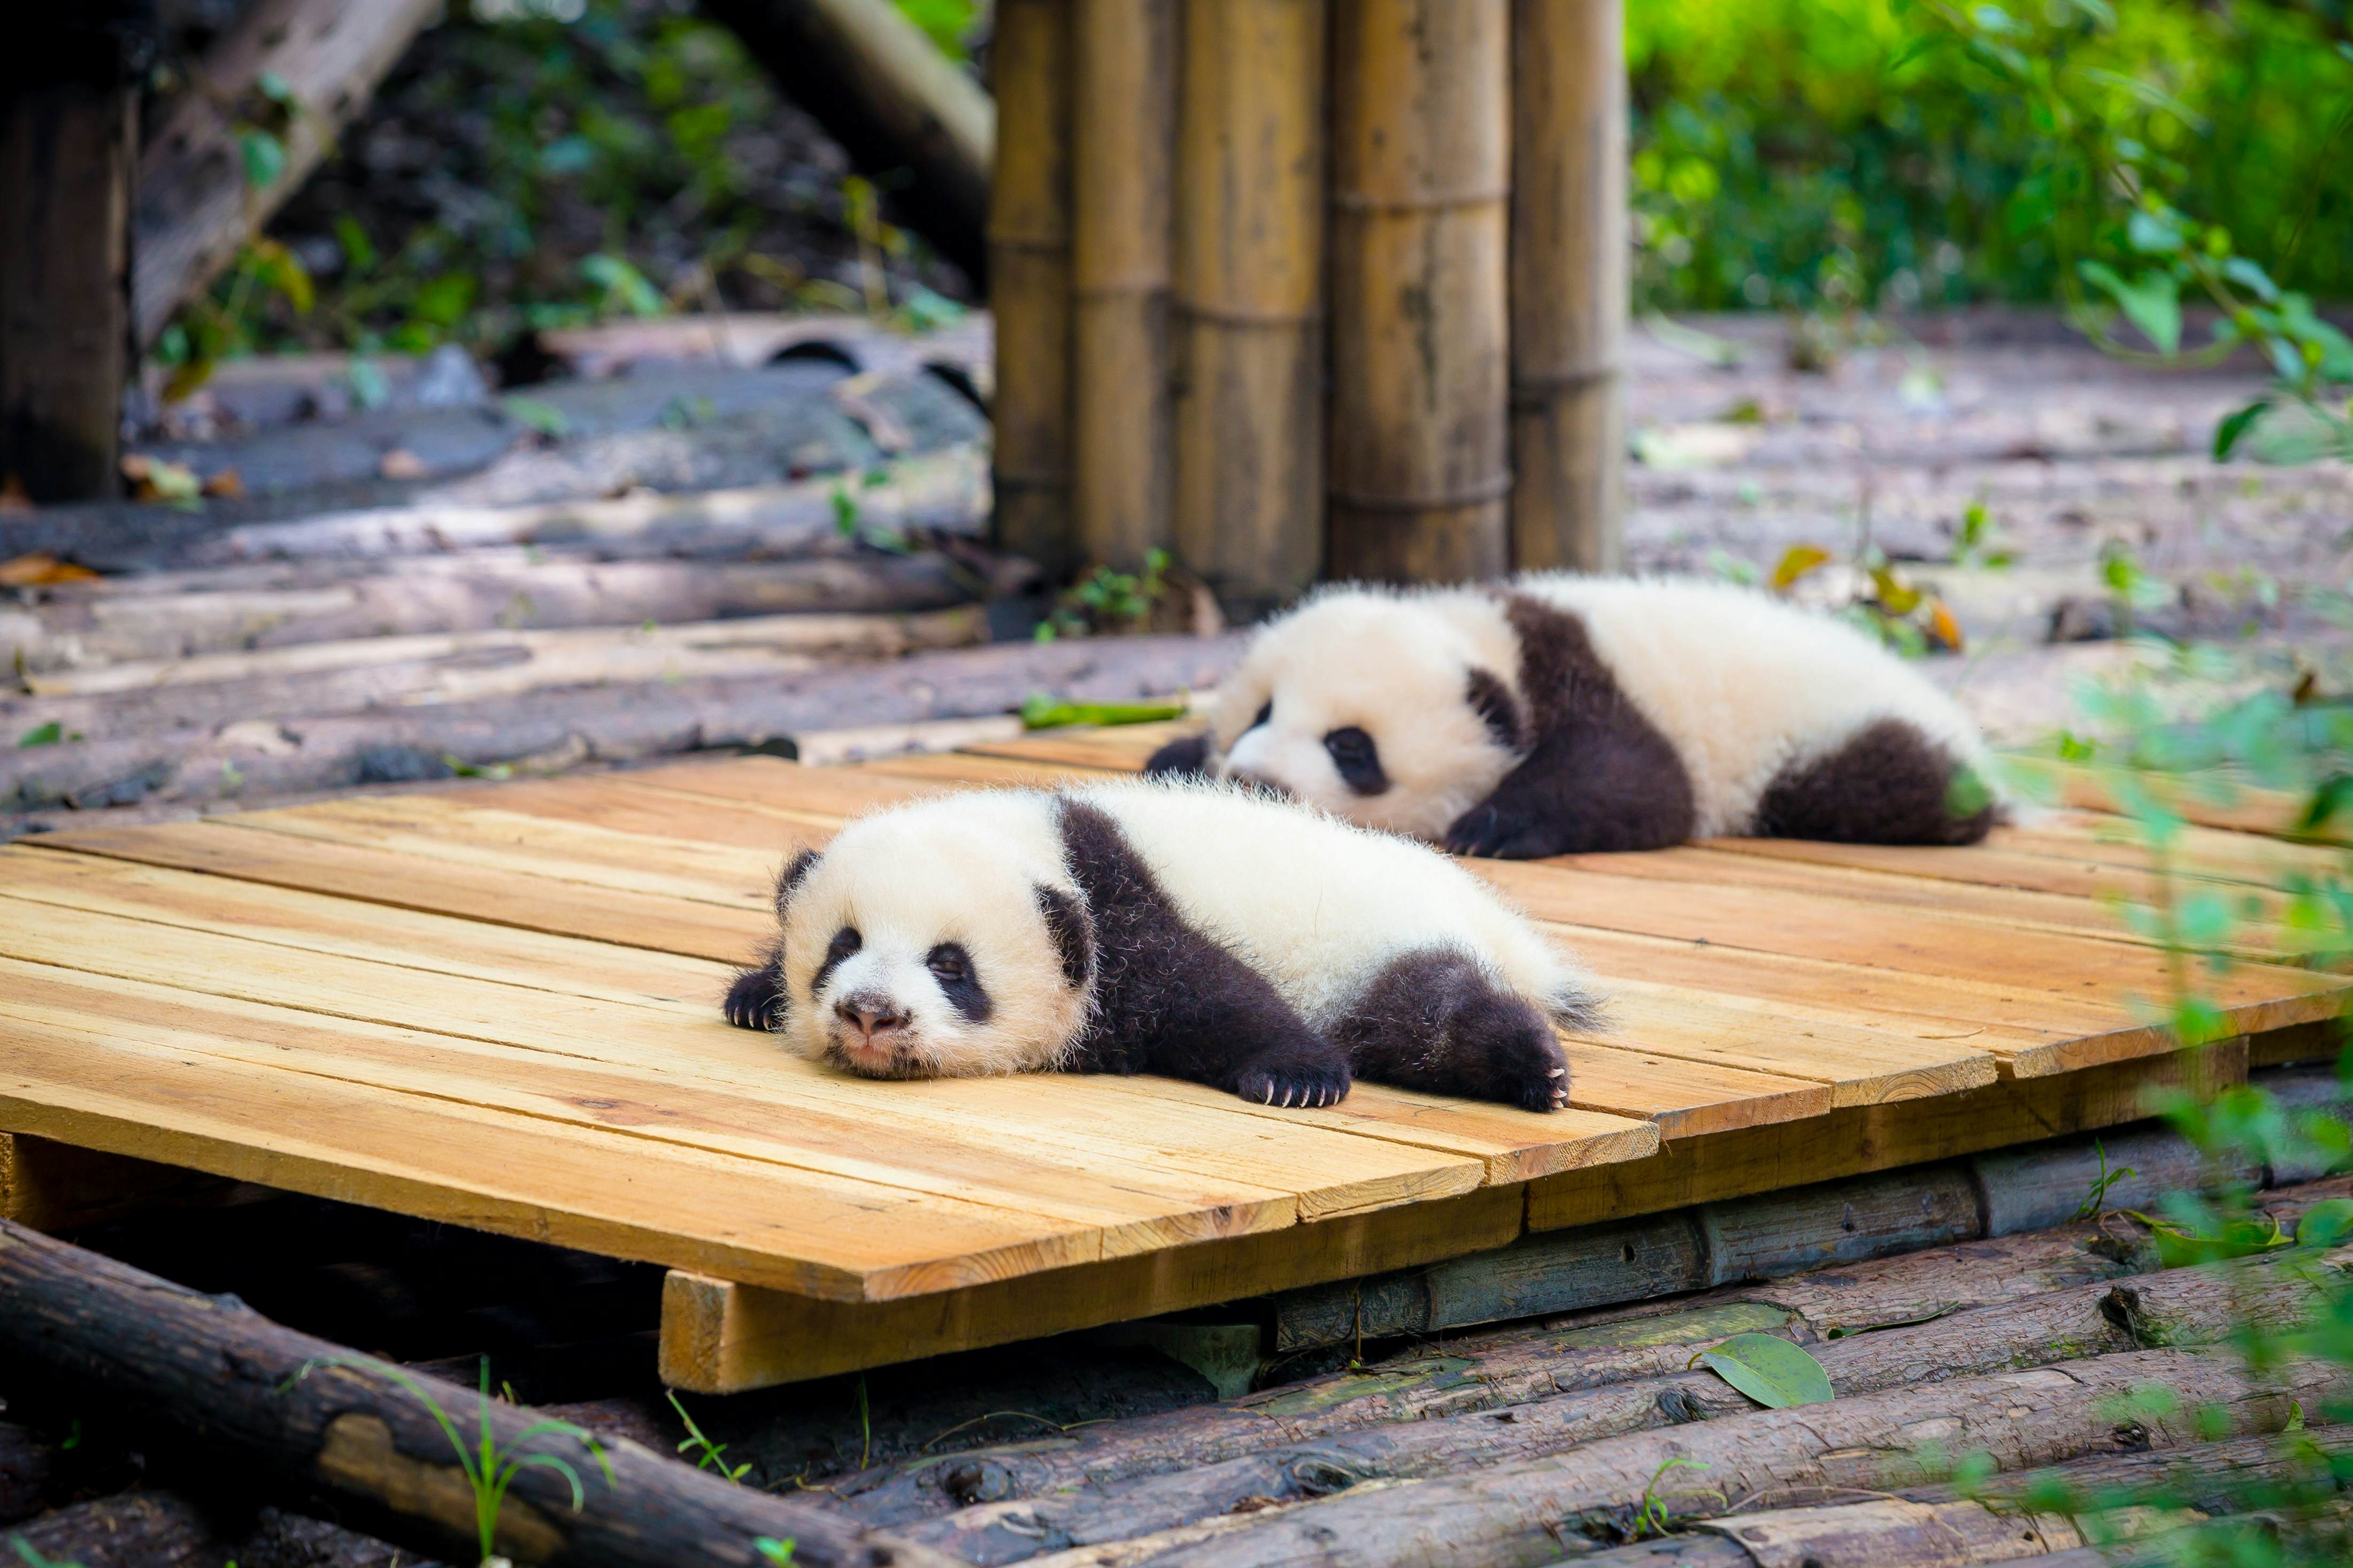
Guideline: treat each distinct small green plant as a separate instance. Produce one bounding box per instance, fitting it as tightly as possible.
[1627,1456,1724,1541]
[1035,551,1176,642]
[753,1539,797,1566]
[295,1355,612,1566]
[10,1538,86,1568]
[2069,1138,2136,1222]
[665,1390,751,1484]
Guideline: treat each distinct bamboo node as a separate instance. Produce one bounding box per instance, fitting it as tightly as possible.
[1175,303,1324,328]
[1327,473,1515,513]
[1329,187,1511,214]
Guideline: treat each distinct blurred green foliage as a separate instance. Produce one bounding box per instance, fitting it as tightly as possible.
[1629,0,2353,313]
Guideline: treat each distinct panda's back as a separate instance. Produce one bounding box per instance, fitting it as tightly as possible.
[1514,575,1988,834]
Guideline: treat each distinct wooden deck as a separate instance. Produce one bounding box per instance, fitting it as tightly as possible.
[2,720,2347,1391]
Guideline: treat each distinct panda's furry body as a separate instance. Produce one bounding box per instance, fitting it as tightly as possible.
[1148,575,2001,858]
[722,778,1602,1110]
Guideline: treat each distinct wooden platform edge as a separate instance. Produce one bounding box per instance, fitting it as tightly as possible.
[657,1183,1528,1393]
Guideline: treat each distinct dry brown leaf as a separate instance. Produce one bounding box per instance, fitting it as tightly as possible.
[1927,596,1966,651]
[0,552,99,587]
[201,467,247,499]
[379,448,427,480]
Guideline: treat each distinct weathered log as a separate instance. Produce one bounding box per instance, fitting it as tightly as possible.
[234,1504,453,1568]
[986,0,1076,575]
[4,550,987,674]
[1109,1349,2344,1568]
[6,607,991,742]
[1170,0,1326,613]
[1326,0,1511,584]
[0,1422,65,1527]
[886,1249,2333,1562]
[1,65,136,502]
[699,0,993,283]
[1508,0,1628,574]
[0,1217,953,1568]
[1915,1426,2353,1515]
[3,1492,220,1568]
[134,0,442,345]
[831,1172,2352,1528]
[0,629,1244,817]
[1580,1496,2093,1568]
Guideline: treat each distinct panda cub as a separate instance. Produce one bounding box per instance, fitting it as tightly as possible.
[721,777,1602,1111]
[1147,575,2001,858]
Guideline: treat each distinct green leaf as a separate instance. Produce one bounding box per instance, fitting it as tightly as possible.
[754,1540,797,1566]
[1020,695,1191,731]
[14,722,62,750]
[236,128,287,190]
[580,253,667,318]
[501,396,570,439]
[256,69,297,107]
[2079,261,2181,356]
[1696,1333,1833,1409]
[2295,1198,2353,1248]
[2213,400,2272,461]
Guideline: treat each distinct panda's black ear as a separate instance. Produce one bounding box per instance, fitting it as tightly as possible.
[774,848,822,920]
[1466,668,1523,750]
[1035,882,1095,990]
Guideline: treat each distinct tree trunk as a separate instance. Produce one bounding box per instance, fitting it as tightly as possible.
[1508,0,1627,574]
[699,0,993,284]
[1124,1349,2344,1568]
[885,1250,2328,1563]
[1,83,135,501]
[0,1218,955,1568]
[133,0,444,345]
[1325,0,1512,584]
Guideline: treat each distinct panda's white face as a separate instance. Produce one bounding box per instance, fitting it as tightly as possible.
[1209,593,1527,843]
[774,800,1094,1080]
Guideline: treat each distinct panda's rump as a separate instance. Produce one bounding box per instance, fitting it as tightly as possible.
[1752,716,1997,845]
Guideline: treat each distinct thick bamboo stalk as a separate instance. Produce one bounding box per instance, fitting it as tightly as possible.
[1326,0,1513,585]
[1510,0,1628,573]
[1070,0,1178,572]
[988,0,1079,576]
[1172,0,1327,614]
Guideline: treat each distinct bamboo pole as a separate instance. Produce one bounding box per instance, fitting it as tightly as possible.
[1326,0,1513,585]
[1510,0,1628,574]
[1172,0,1327,616]
[986,0,1078,577]
[1070,0,1178,573]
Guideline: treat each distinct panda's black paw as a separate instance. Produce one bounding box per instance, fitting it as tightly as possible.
[724,965,785,1031]
[1144,733,1215,778]
[1442,804,1564,860]
[1231,1051,1353,1109]
[1443,990,1571,1113]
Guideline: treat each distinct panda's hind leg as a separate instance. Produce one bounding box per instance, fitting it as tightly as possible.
[1754,717,1997,846]
[1332,949,1568,1112]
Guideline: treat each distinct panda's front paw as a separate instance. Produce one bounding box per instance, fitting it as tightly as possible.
[1442,804,1563,860]
[1440,986,1571,1112]
[724,965,785,1031]
[1231,1051,1352,1109]
[1144,733,1215,778]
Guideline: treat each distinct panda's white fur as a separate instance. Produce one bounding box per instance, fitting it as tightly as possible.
[1178,574,2000,853]
[728,776,1599,1109]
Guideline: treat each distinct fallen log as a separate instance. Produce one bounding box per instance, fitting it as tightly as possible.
[4,550,989,674]
[3,1492,220,1568]
[888,1248,2335,1562]
[133,0,443,344]
[831,1171,2351,1527]
[0,1218,951,1568]
[0,1423,64,1526]
[0,630,1242,817]
[234,1504,453,1568]
[1103,1349,2346,1568]
[7,607,991,739]
[701,0,993,281]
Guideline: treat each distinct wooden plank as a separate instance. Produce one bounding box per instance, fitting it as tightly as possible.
[959,720,1197,770]
[1528,1039,2248,1232]
[2011,758,2348,848]
[659,1184,1528,1392]
[1552,844,2297,962]
[0,907,1501,1243]
[1556,1043,1827,1138]
[0,1131,235,1232]
[29,821,767,963]
[614,755,954,815]
[848,751,1114,789]
[1473,861,2347,1040]
[1591,983,1998,1107]
[1696,835,2262,907]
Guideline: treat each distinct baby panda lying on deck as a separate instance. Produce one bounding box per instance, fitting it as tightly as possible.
[1146,575,2001,858]
[721,778,1601,1111]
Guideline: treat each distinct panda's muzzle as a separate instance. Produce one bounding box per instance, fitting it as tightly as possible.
[835,992,910,1042]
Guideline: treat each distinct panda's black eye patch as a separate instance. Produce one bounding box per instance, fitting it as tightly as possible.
[1249,700,1272,731]
[1322,727,1389,796]
[811,925,860,998]
[926,941,993,1023]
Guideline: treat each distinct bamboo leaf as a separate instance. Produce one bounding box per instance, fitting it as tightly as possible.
[1021,694,1190,731]
[2213,400,2272,461]
[1770,544,1833,590]
[1695,1333,1833,1409]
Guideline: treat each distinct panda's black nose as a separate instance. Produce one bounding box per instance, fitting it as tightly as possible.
[836,994,910,1039]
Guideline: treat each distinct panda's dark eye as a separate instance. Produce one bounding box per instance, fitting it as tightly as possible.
[811,925,861,998]
[1249,700,1272,731]
[926,942,993,1023]
[926,944,966,981]
[1322,727,1389,797]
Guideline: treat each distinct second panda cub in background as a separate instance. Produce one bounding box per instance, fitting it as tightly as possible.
[722,778,1601,1111]
[1149,575,2003,858]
